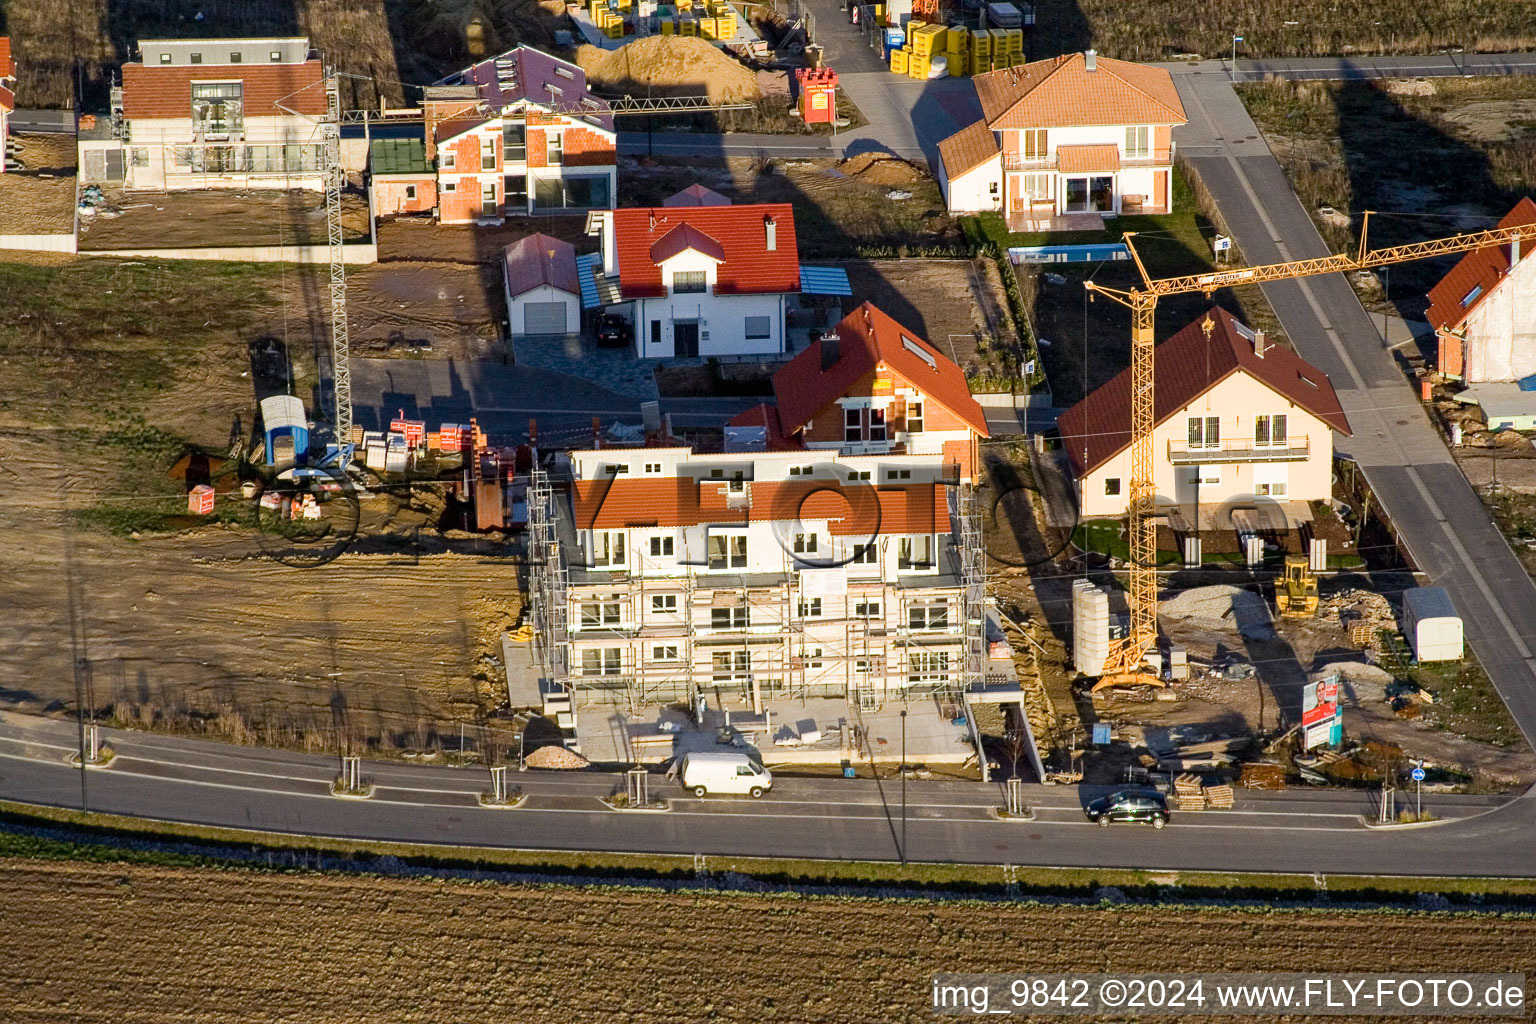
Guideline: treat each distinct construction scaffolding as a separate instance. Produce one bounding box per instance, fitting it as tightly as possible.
[526,468,570,698]
[950,485,986,694]
[526,485,973,714]
[322,71,353,451]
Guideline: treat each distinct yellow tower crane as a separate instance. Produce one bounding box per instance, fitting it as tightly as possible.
[1084,214,1529,690]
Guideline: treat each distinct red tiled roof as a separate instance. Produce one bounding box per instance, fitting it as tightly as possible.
[0,37,15,80]
[573,477,949,535]
[120,60,327,119]
[650,221,726,265]
[1057,306,1352,477]
[0,84,13,113]
[974,52,1186,131]
[773,302,989,439]
[611,203,799,299]
[664,183,731,207]
[937,119,999,180]
[1057,142,1120,173]
[503,232,579,297]
[1425,198,1536,332]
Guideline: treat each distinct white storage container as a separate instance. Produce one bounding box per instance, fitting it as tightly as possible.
[1401,586,1463,662]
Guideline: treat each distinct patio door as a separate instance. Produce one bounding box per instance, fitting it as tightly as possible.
[1066,176,1115,213]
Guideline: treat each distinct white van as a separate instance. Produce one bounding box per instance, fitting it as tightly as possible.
[677,752,773,798]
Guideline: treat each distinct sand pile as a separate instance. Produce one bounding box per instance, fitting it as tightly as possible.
[1160,584,1275,640]
[575,38,761,105]
[836,152,924,186]
[525,744,591,769]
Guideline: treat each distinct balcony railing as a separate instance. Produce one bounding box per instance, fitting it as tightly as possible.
[1002,143,1176,172]
[1168,436,1311,464]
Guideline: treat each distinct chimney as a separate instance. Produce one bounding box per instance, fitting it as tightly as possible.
[1084,49,1097,71]
[1253,329,1267,358]
[764,214,777,252]
[820,330,841,371]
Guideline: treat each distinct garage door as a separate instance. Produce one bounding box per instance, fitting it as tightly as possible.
[523,301,568,335]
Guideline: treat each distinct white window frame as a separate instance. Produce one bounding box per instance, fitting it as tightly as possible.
[651,594,678,614]
[1188,415,1220,449]
[907,601,950,631]
[579,595,622,629]
[707,531,748,570]
[793,532,819,555]
[908,650,950,686]
[854,598,882,618]
[581,647,623,676]
[797,597,823,618]
[592,530,626,567]
[651,643,680,662]
[1124,125,1150,159]
[710,605,749,630]
[649,535,674,557]
[906,401,924,433]
[1255,414,1288,447]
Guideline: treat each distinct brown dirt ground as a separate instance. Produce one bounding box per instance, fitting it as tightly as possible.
[0,134,78,234]
[3,858,1535,1024]
[78,188,373,250]
[837,258,1014,380]
[375,213,592,265]
[0,254,526,750]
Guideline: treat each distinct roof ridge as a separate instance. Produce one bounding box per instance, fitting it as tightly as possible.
[991,55,1074,127]
[1096,60,1185,123]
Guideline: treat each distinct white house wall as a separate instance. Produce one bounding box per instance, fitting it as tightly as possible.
[1076,370,1337,517]
[101,115,329,190]
[941,155,1003,213]
[1463,251,1536,382]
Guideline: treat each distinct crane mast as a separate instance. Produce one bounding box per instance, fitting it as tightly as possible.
[1084,214,1529,690]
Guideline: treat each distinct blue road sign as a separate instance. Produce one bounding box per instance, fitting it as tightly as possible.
[1411,767,1426,782]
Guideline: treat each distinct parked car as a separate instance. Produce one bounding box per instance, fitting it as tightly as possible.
[675,751,772,798]
[1084,789,1169,828]
[597,314,633,348]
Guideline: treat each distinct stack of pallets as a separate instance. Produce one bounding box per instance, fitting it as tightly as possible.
[1173,773,1206,810]
[1204,784,1235,809]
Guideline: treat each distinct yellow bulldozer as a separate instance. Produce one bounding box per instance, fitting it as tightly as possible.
[1275,554,1319,618]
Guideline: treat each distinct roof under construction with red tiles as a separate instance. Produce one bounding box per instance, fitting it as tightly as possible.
[611,203,799,299]
[0,84,13,113]
[121,60,327,119]
[572,478,950,535]
[1058,306,1351,477]
[937,119,998,180]
[665,183,732,207]
[1425,197,1536,332]
[503,232,580,297]
[974,51,1186,131]
[772,302,989,438]
[725,402,804,450]
[651,222,726,265]
[0,37,15,80]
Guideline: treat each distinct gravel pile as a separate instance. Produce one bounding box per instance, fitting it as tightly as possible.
[1161,585,1275,640]
[525,745,591,770]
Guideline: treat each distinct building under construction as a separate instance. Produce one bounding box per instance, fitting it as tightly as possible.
[524,445,986,721]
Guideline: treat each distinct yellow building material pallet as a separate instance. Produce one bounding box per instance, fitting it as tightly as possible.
[889,49,909,74]
[945,26,968,51]
[908,57,930,79]
[947,53,968,75]
[660,18,675,33]
[972,34,991,55]
[699,16,717,36]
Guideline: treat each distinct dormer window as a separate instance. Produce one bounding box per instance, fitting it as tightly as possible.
[190,52,203,64]
[672,270,706,294]
[270,50,282,62]
[229,52,242,63]
[1461,285,1482,307]
[159,52,172,64]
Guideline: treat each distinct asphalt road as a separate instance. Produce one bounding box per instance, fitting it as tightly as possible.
[1171,71,1536,748]
[2,712,1531,876]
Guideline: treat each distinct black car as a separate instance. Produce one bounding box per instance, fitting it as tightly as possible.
[1084,789,1170,829]
[597,314,633,348]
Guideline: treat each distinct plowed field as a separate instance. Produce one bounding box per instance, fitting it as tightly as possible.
[1,859,1532,1023]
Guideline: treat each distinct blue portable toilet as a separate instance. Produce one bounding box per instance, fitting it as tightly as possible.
[260,394,310,466]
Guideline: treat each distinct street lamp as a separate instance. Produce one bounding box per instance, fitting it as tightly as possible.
[1231,36,1244,82]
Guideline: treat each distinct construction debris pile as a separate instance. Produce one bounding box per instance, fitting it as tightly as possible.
[1160,584,1275,640]
[834,152,923,187]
